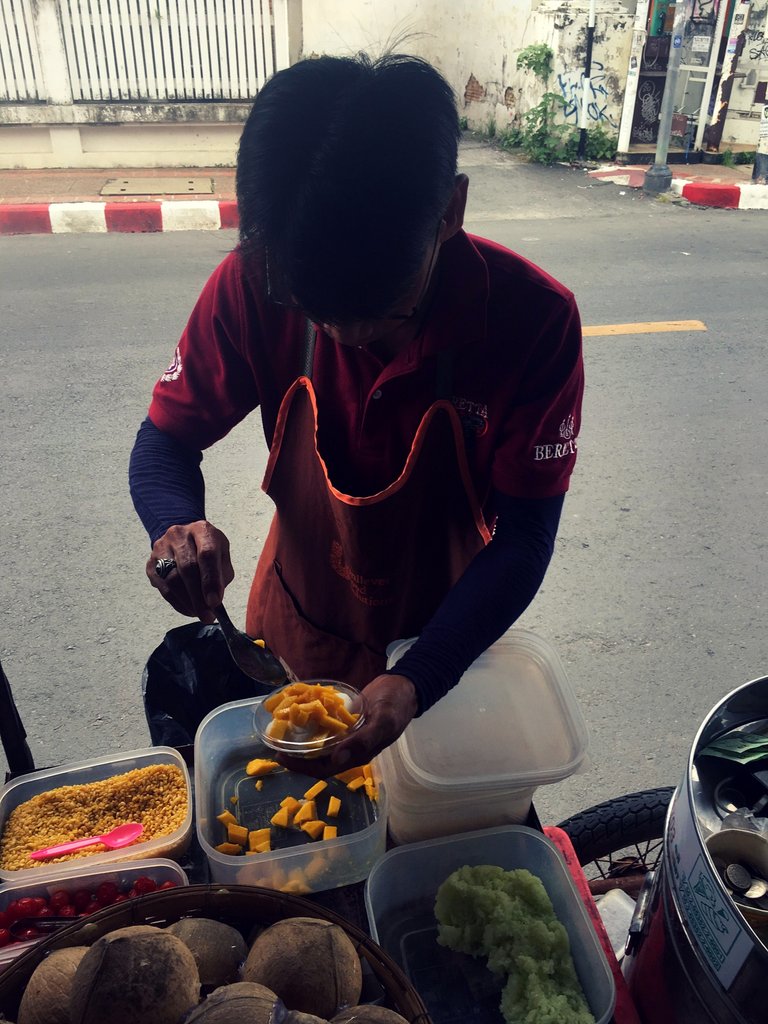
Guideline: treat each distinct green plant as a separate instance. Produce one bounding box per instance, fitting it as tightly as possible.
[516,43,554,82]
[459,116,468,131]
[722,149,736,167]
[516,92,573,164]
[584,124,619,161]
[485,116,497,140]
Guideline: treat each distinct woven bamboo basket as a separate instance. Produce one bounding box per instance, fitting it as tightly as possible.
[0,883,431,1023]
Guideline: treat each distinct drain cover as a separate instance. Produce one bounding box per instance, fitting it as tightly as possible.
[100,177,214,196]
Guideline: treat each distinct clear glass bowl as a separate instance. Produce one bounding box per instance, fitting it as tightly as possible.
[254,680,365,759]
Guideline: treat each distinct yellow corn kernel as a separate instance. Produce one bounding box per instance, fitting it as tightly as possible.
[245,758,281,777]
[300,819,325,840]
[323,825,338,841]
[327,795,341,818]
[303,780,328,801]
[227,823,249,846]
[217,810,238,827]
[215,842,243,855]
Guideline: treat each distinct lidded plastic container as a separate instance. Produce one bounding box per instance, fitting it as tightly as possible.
[195,696,387,892]
[380,628,589,843]
[364,825,615,1024]
[0,858,188,972]
[0,747,193,883]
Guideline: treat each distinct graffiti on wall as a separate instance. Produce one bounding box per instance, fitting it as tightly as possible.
[556,61,620,128]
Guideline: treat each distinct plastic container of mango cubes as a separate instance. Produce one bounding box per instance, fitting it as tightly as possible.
[254,680,365,759]
[380,628,589,843]
[194,696,387,892]
[0,747,192,884]
[364,825,615,1024]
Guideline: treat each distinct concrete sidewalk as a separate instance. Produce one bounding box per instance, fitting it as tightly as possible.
[0,157,765,234]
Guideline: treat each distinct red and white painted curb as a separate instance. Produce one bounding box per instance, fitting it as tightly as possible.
[588,164,768,210]
[0,199,239,235]
[670,178,768,210]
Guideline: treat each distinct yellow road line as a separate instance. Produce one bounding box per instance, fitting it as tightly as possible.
[583,320,707,337]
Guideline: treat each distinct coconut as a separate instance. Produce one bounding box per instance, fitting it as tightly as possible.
[185,982,283,1023]
[68,924,199,1024]
[242,917,362,1019]
[166,918,247,988]
[332,1007,410,1024]
[285,1013,329,1024]
[17,947,89,1024]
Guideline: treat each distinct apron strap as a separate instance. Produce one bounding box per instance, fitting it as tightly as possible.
[301,319,317,379]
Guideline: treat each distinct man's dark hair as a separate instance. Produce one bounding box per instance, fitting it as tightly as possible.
[236,53,460,323]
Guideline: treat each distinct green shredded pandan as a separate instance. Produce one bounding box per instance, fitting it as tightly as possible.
[435,864,595,1024]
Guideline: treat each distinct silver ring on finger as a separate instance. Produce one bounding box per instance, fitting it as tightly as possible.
[155,557,177,579]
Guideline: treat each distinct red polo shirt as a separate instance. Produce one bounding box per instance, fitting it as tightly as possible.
[148,230,583,512]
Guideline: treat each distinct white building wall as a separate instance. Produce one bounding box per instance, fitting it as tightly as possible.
[302,0,635,134]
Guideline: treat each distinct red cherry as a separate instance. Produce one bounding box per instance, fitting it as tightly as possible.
[72,890,92,912]
[83,900,102,915]
[127,888,139,899]
[157,880,178,891]
[49,890,71,910]
[0,911,10,930]
[133,877,157,895]
[0,929,10,948]
[59,906,77,918]
[4,901,21,923]
[15,897,37,918]
[111,894,129,904]
[96,881,119,905]
[35,907,54,920]
[30,897,48,915]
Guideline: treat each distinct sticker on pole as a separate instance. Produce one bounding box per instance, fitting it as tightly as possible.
[667,799,753,989]
[673,34,683,47]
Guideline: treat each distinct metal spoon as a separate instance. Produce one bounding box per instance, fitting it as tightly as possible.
[30,822,144,860]
[154,558,295,686]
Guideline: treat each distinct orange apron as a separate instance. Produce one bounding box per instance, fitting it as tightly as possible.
[246,343,491,687]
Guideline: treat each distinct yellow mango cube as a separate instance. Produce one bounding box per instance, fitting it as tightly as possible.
[303,779,328,801]
[215,842,243,855]
[227,823,249,846]
[245,758,281,777]
[323,825,338,841]
[327,795,341,818]
[216,810,238,827]
[300,819,326,840]
[293,800,317,825]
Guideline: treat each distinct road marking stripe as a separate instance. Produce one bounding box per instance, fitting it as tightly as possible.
[583,320,707,337]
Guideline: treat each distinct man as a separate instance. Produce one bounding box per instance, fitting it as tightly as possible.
[129,53,583,774]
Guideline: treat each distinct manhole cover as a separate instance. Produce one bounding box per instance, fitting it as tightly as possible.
[101,177,214,196]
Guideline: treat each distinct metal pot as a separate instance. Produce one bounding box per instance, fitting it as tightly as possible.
[625,674,768,1024]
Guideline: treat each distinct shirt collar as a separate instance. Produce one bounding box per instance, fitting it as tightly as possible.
[414,229,489,360]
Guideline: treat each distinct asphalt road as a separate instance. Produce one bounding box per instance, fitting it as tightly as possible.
[2,142,767,831]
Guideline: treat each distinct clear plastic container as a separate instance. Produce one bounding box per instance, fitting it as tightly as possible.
[195,696,387,892]
[254,680,365,759]
[0,858,188,972]
[0,747,192,883]
[381,628,589,843]
[364,825,615,1024]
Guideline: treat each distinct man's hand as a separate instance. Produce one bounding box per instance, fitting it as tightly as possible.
[147,521,234,623]
[276,673,419,779]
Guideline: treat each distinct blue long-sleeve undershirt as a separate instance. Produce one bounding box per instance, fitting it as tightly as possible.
[129,416,563,714]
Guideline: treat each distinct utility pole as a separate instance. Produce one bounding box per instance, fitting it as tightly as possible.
[577,0,598,161]
[754,103,768,183]
[643,0,694,193]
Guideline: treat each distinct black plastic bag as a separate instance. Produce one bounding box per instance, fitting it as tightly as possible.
[142,623,273,746]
